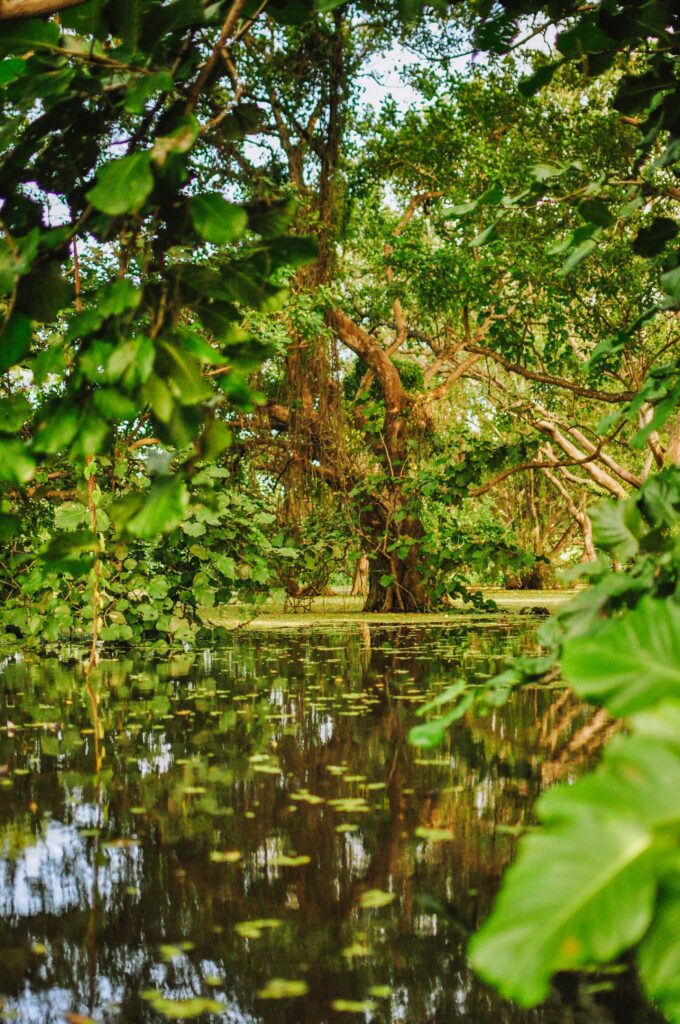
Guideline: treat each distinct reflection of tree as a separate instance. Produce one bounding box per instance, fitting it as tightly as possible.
[0,626,662,1023]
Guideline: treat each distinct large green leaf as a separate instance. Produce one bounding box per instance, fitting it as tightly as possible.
[86,153,154,215]
[471,726,680,1010]
[588,496,642,560]
[561,599,680,715]
[0,438,35,482]
[190,194,247,244]
[469,806,656,1005]
[113,476,189,539]
[0,313,32,371]
[0,22,60,56]
[638,884,680,1023]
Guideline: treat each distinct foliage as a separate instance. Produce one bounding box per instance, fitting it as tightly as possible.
[404,465,680,1018]
[0,455,297,648]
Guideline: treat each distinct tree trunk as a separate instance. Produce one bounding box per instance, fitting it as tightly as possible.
[362,515,428,612]
[350,555,369,597]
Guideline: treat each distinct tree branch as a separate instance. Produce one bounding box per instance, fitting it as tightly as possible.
[465,343,636,404]
[0,0,85,18]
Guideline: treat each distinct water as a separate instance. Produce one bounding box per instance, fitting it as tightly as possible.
[0,621,658,1023]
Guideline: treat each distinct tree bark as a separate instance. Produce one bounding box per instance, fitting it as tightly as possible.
[362,515,428,613]
[327,308,430,611]
[350,554,369,598]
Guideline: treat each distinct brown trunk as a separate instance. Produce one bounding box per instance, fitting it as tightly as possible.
[350,554,369,597]
[362,515,428,612]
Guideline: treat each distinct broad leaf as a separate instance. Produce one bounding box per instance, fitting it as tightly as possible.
[561,599,680,715]
[190,194,247,244]
[469,805,655,1005]
[87,153,154,215]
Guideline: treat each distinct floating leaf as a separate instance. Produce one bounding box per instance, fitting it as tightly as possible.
[272,853,311,867]
[414,826,454,842]
[142,993,225,1019]
[235,918,282,939]
[368,985,392,998]
[359,889,396,909]
[257,978,309,999]
[210,850,241,863]
[331,999,376,1012]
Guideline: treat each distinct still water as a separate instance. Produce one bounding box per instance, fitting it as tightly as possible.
[0,621,659,1024]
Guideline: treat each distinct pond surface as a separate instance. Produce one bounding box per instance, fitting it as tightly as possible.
[0,621,659,1024]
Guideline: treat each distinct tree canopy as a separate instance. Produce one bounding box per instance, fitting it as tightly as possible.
[1,0,680,1018]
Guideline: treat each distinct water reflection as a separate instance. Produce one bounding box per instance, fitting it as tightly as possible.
[0,622,660,1023]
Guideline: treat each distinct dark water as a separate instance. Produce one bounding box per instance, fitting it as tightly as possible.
[0,621,659,1024]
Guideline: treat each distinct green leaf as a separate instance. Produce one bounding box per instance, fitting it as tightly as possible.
[359,889,396,909]
[113,476,189,539]
[0,313,32,371]
[86,153,154,216]
[561,599,680,715]
[530,163,566,181]
[469,802,655,1006]
[470,221,498,247]
[518,60,563,97]
[17,271,72,322]
[409,696,473,749]
[93,388,139,421]
[559,238,597,274]
[43,529,99,561]
[123,70,174,115]
[256,979,309,999]
[151,115,198,166]
[33,405,80,454]
[0,513,19,541]
[190,194,248,245]
[588,497,641,559]
[142,993,225,1019]
[632,218,678,258]
[578,197,615,228]
[54,502,88,531]
[660,266,680,302]
[556,16,614,59]
[614,70,677,116]
[0,439,34,483]
[97,279,143,317]
[0,394,31,433]
[444,200,478,218]
[0,22,60,56]
[0,58,26,86]
[638,883,680,1022]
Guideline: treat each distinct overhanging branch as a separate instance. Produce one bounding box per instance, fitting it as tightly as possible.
[0,0,86,18]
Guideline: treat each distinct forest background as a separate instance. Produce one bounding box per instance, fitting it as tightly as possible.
[1,0,680,1019]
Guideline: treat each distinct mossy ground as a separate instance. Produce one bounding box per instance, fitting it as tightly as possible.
[207,588,572,630]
